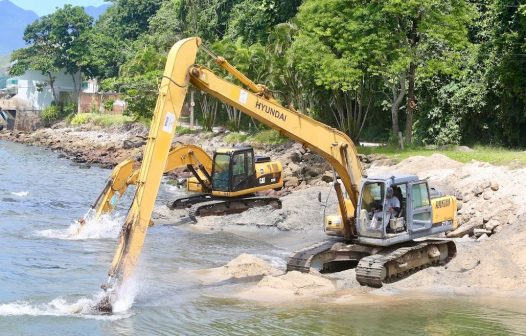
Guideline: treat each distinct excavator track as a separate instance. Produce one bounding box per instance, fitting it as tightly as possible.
[188,196,282,221]
[355,240,457,287]
[169,194,214,210]
[286,240,340,273]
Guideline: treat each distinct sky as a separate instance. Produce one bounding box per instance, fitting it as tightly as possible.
[9,0,108,16]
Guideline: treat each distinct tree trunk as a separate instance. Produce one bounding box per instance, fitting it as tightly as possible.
[390,75,406,136]
[47,72,57,104]
[405,61,416,144]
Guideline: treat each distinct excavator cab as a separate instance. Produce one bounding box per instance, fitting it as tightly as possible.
[212,147,256,192]
[210,147,282,194]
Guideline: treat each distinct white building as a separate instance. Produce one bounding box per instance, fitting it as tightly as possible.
[0,70,98,131]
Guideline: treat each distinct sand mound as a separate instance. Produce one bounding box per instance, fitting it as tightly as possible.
[193,254,283,284]
[235,271,336,303]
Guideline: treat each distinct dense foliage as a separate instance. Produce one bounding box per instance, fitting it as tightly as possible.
[10,0,526,147]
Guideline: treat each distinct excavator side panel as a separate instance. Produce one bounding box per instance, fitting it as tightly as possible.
[432,195,459,229]
[254,160,283,188]
[107,37,201,283]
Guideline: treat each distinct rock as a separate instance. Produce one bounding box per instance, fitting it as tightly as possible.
[321,171,334,183]
[493,225,503,234]
[284,176,299,188]
[57,153,67,159]
[303,165,324,178]
[472,185,484,196]
[357,154,370,164]
[457,145,474,152]
[477,233,489,241]
[484,219,500,231]
[482,190,492,200]
[289,151,302,164]
[490,181,499,191]
[447,216,483,238]
[473,228,491,236]
[463,193,473,203]
[457,202,463,211]
[122,136,146,149]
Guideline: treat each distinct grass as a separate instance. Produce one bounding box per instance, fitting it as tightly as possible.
[224,130,290,145]
[175,126,198,135]
[224,132,249,144]
[69,113,134,127]
[358,145,526,167]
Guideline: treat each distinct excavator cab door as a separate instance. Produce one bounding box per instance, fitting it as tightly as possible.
[407,181,433,233]
[230,149,256,192]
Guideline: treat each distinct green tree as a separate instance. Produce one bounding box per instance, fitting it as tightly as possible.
[10,5,92,101]
[479,1,526,146]
[226,0,302,45]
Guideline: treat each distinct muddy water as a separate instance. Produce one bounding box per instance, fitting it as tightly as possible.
[1,140,526,335]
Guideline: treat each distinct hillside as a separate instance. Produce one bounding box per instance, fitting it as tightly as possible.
[0,0,38,55]
[84,4,110,20]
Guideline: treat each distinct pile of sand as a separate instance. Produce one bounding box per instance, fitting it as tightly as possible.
[234,270,336,303]
[192,253,283,285]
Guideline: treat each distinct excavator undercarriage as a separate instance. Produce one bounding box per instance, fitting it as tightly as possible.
[170,194,281,220]
[287,239,457,287]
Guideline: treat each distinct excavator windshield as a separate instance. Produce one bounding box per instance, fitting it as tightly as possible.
[212,154,230,191]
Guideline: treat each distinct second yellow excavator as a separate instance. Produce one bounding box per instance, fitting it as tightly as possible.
[82,144,282,225]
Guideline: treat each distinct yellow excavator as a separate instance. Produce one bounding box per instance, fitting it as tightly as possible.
[81,144,283,224]
[94,37,459,312]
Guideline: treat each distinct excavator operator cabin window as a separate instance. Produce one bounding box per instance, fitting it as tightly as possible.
[246,151,254,176]
[232,152,248,187]
[212,154,230,191]
[361,182,384,212]
[412,183,430,208]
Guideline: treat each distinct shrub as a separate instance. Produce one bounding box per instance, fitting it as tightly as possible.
[70,113,90,126]
[40,105,61,126]
[248,129,289,145]
[224,132,249,144]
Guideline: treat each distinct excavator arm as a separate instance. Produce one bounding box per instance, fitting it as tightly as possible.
[82,144,212,222]
[97,37,363,311]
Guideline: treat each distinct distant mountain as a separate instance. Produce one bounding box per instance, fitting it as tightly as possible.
[0,0,38,55]
[85,4,110,21]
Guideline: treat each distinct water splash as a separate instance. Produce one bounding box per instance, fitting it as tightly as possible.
[0,294,132,320]
[11,191,29,197]
[112,277,138,313]
[36,213,123,240]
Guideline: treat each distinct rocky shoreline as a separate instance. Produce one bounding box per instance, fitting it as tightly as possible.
[0,123,392,192]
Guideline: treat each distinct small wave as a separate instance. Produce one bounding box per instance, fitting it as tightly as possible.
[11,191,29,197]
[0,294,131,320]
[36,213,123,240]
